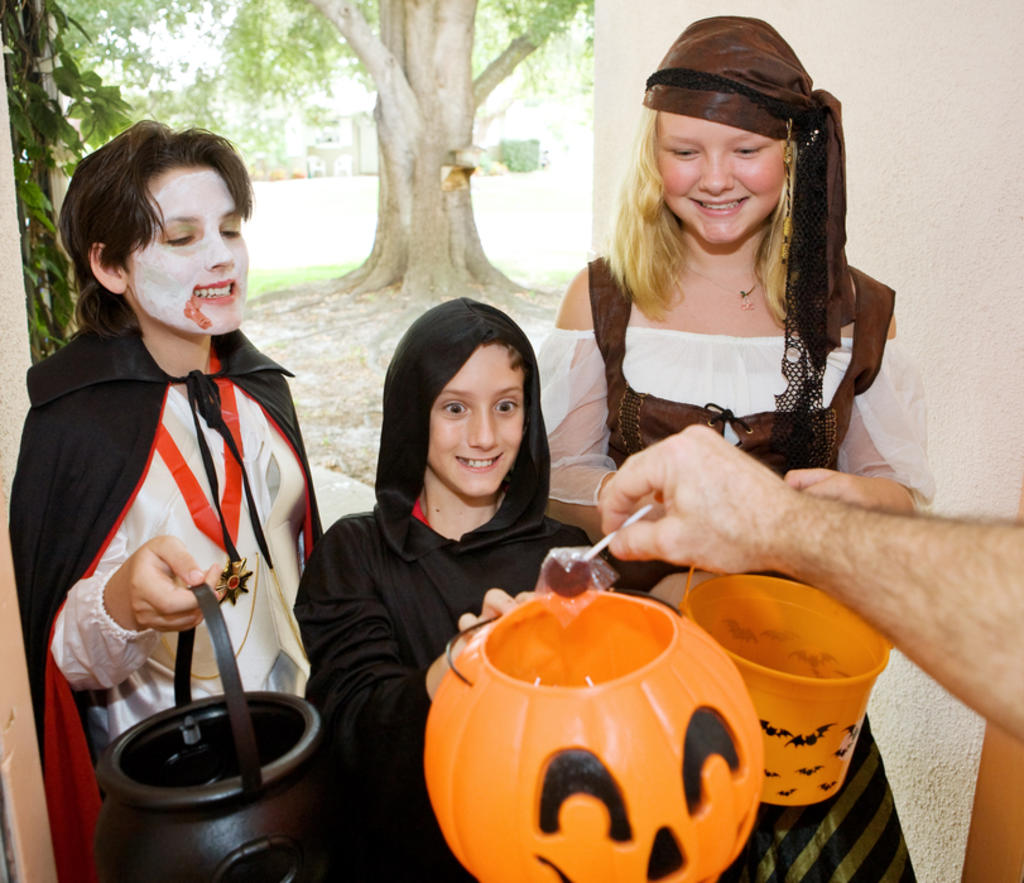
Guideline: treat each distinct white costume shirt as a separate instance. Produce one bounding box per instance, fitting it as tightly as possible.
[539,327,934,506]
[51,383,309,748]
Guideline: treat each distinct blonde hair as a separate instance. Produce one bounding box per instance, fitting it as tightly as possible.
[607,107,792,324]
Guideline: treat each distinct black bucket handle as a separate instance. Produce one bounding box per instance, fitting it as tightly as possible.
[173,583,262,795]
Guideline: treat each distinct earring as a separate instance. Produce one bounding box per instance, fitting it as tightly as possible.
[780,119,794,266]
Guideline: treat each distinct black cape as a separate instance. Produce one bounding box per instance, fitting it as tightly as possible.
[295,299,587,881]
[9,330,321,881]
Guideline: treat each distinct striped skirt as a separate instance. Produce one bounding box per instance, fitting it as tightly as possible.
[720,717,915,883]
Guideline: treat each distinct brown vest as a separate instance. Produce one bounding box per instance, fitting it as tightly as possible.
[590,259,894,475]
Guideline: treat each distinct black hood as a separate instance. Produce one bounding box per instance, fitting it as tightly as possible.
[375,298,551,558]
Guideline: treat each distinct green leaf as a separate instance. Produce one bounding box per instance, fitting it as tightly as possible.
[4,0,133,359]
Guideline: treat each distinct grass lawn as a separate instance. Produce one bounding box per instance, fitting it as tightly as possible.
[248,263,360,300]
[246,168,592,297]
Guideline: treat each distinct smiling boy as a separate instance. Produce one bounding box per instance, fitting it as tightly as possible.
[295,299,587,880]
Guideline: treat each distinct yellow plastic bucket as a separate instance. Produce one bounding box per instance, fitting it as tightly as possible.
[683,574,890,806]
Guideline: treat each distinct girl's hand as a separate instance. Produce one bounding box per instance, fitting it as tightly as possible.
[784,468,915,513]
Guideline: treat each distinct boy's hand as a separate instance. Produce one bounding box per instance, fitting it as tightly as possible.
[427,588,527,698]
[103,536,222,632]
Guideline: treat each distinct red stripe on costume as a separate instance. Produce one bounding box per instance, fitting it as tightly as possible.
[215,378,244,542]
[208,355,245,542]
[154,378,246,549]
[156,429,225,545]
[44,626,100,883]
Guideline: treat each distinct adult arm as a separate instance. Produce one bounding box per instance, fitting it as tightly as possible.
[601,425,1024,741]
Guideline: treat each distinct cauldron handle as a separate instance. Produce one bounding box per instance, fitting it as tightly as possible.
[172,583,263,794]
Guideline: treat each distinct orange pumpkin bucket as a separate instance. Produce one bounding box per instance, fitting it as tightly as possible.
[424,590,763,883]
[683,574,890,806]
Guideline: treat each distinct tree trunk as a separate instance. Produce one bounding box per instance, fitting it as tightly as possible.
[309,0,525,300]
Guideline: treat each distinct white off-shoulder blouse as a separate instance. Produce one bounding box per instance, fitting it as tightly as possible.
[538,326,934,506]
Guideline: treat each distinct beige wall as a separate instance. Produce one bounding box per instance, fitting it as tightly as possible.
[1,77,30,495]
[594,1,1024,880]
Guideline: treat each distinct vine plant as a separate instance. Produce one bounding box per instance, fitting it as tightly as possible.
[2,0,130,360]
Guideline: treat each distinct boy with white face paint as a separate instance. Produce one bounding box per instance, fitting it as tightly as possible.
[112,167,249,341]
[10,121,322,882]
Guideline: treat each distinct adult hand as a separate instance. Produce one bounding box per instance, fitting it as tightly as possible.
[599,425,791,574]
[596,473,665,529]
[426,588,525,699]
[103,536,222,632]
[784,468,915,512]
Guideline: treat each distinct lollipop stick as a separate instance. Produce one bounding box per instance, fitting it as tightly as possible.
[582,504,654,561]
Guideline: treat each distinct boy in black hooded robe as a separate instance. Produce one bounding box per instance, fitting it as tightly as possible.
[295,299,587,880]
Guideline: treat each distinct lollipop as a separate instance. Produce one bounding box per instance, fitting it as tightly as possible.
[537,548,615,598]
[536,504,653,598]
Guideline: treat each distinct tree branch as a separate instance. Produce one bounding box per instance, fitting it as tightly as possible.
[472,0,589,109]
[305,0,421,137]
[472,34,536,110]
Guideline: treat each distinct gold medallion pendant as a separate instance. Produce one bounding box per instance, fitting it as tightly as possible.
[218,557,253,605]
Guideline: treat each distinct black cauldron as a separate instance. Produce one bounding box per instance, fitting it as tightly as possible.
[94,584,332,882]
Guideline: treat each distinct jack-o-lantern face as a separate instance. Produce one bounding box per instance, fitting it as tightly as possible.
[424,593,764,883]
[534,707,747,881]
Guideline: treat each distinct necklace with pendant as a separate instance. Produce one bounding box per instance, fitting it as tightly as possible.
[156,377,253,605]
[687,266,759,311]
[159,352,277,609]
